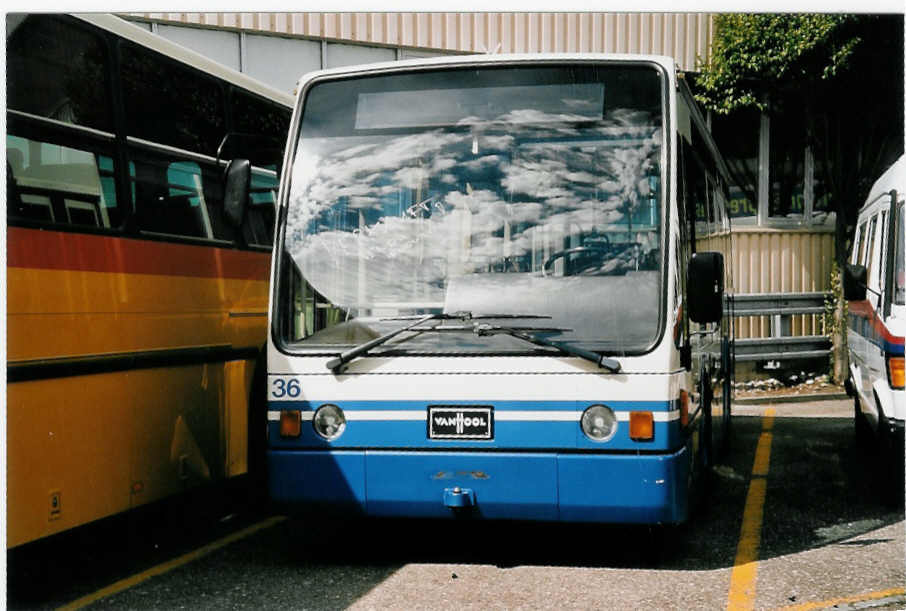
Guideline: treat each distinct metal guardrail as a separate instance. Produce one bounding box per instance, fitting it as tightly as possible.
[728,292,828,317]
[727,292,832,363]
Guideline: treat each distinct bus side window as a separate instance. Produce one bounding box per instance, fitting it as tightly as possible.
[230,91,290,168]
[7,15,113,133]
[6,15,120,230]
[131,151,215,240]
[225,91,289,249]
[879,210,888,287]
[7,135,120,229]
[684,141,709,240]
[120,42,225,157]
[896,202,905,305]
[865,215,878,290]
[855,221,867,264]
[242,170,278,248]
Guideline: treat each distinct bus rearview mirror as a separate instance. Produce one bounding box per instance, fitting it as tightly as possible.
[223,158,251,228]
[688,251,724,324]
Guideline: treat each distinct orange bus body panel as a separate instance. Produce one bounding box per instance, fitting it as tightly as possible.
[7,227,270,548]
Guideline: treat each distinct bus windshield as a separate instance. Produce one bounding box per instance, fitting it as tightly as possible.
[282,63,666,354]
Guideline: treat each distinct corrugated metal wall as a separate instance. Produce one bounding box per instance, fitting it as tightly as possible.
[128,12,714,70]
[699,228,835,340]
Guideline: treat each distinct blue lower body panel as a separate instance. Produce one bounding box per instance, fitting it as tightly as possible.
[557,451,688,523]
[268,446,690,525]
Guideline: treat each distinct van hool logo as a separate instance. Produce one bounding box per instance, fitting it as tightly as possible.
[434,413,487,433]
[428,406,493,439]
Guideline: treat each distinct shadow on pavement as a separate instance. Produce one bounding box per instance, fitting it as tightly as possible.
[274,414,903,574]
[7,414,903,609]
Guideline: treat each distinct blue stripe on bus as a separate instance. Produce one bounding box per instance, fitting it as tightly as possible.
[848,311,905,356]
[268,412,684,452]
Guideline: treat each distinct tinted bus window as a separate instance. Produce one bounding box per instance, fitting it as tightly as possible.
[6,15,122,230]
[243,169,278,247]
[7,15,112,132]
[231,91,290,166]
[866,216,878,283]
[684,141,709,229]
[232,91,304,248]
[897,202,905,305]
[7,134,122,229]
[130,148,221,239]
[856,221,868,264]
[120,42,225,156]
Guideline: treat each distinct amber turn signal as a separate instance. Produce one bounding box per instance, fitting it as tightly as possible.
[888,355,904,390]
[629,411,654,441]
[280,410,302,437]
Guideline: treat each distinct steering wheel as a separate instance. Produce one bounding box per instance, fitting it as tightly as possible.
[541,241,611,277]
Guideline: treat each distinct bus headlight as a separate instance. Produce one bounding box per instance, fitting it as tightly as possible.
[581,404,617,442]
[313,404,346,441]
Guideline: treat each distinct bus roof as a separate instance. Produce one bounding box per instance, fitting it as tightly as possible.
[72,13,294,108]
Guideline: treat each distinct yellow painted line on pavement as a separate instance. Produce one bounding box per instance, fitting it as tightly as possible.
[727,408,776,611]
[57,515,286,611]
[777,586,906,611]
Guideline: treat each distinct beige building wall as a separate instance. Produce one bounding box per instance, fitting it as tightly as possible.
[129,12,715,70]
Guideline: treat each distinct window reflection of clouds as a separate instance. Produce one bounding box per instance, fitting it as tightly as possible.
[286,103,662,344]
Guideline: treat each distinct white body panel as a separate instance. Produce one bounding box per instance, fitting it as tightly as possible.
[267,356,686,403]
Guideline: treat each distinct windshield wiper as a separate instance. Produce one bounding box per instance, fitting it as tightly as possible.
[326,311,550,372]
[474,323,622,373]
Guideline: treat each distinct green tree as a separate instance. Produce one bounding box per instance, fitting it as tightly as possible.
[695,13,903,265]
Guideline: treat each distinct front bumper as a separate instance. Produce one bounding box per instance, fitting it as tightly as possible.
[267,445,691,525]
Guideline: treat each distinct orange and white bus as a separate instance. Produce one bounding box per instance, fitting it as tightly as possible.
[6,13,292,548]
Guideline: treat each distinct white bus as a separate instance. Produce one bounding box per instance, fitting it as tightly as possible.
[227,54,735,527]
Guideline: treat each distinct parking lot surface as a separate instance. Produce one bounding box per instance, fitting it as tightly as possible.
[8,399,904,610]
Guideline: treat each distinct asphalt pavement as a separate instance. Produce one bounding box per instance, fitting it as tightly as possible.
[7,397,905,610]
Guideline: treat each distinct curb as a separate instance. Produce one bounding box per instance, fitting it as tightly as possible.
[732,392,850,405]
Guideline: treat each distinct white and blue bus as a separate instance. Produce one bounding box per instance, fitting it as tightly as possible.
[231,54,735,525]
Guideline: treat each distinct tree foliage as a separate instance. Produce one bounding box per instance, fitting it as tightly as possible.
[695,13,903,264]
[696,14,860,114]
